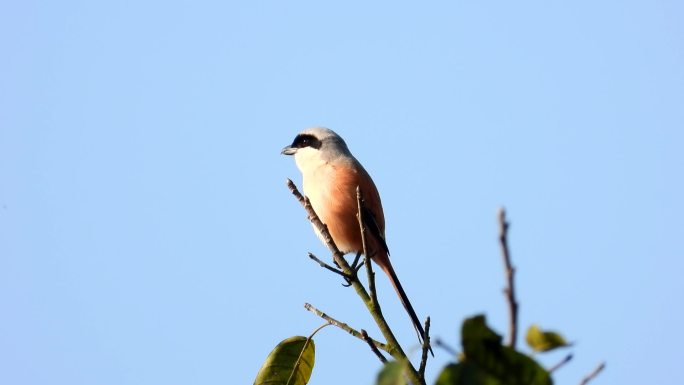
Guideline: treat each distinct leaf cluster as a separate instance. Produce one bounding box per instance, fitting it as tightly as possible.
[375,315,569,385]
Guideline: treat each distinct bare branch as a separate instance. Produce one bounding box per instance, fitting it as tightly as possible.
[361,329,388,363]
[304,303,389,353]
[418,317,431,378]
[498,207,519,348]
[307,252,348,278]
[549,353,573,373]
[579,362,606,385]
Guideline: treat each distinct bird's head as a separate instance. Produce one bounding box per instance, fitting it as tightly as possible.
[281,127,352,172]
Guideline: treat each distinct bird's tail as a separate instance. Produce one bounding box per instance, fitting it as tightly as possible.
[377,257,434,356]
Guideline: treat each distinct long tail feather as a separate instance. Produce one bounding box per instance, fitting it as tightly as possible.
[378,259,434,356]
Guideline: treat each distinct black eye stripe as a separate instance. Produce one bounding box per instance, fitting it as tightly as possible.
[291,134,322,149]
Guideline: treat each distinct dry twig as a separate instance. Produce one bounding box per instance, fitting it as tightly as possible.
[498,207,519,348]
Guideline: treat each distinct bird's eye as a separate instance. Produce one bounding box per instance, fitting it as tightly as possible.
[292,134,321,149]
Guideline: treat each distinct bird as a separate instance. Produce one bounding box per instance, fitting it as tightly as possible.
[282,127,430,352]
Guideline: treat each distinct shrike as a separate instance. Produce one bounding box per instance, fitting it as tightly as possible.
[282,127,429,349]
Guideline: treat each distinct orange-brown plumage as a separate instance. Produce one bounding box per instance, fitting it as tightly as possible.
[305,161,385,257]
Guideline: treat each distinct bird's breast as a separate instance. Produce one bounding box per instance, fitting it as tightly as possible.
[302,163,365,254]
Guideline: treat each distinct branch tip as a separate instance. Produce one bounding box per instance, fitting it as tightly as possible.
[549,353,573,373]
[579,362,606,385]
[361,329,388,363]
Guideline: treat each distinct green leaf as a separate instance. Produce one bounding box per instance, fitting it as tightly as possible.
[435,362,501,385]
[376,361,408,385]
[461,315,552,385]
[526,324,570,352]
[254,336,315,385]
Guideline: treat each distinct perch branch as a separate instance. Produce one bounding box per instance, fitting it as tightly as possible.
[287,179,425,385]
[287,179,349,271]
[498,207,519,348]
[579,362,606,385]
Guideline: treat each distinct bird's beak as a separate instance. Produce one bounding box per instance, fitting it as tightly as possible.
[281,146,297,155]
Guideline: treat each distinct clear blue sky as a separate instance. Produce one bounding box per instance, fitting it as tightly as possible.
[1,1,682,384]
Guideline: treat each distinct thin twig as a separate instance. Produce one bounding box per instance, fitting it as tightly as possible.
[434,338,459,357]
[418,317,431,378]
[304,303,389,352]
[361,329,388,363]
[498,207,519,348]
[579,362,606,385]
[356,187,378,308]
[549,353,573,373]
[308,252,348,278]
